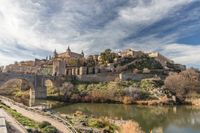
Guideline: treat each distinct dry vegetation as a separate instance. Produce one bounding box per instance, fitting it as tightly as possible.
[120,121,145,133]
[164,69,200,102]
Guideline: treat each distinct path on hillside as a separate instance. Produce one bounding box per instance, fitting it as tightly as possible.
[1,99,73,133]
[0,109,27,133]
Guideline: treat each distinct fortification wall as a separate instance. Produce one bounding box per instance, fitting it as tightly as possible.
[119,73,161,81]
[76,73,119,82]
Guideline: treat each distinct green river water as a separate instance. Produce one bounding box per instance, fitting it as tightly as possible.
[33,100,200,133]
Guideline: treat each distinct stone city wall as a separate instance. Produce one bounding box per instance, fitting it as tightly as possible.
[66,67,100,76]
[119,72,159,81]
[76,73,119,82]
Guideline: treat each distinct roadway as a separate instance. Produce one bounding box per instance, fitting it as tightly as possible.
[0,109,27,133]
[0,97,76,133]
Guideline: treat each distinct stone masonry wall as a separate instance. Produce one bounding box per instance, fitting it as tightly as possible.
[76,73,119,82]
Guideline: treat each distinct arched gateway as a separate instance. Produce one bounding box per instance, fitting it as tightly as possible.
[0,72,54,99]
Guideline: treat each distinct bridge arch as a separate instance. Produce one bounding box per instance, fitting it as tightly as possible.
[44,79,59,97]
[0,73,66,100]
[0,78,36,103]
[0,73,48,99]
[45,79,54,87]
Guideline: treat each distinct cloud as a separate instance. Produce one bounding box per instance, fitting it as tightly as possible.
[0,0,199,68]
[161,43,200,63]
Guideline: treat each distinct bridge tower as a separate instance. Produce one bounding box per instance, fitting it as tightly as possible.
[33,74,47,99]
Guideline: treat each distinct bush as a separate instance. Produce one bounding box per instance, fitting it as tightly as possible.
[140,79,156,91]
[120,121,144,133]
[127,57,163,70]
[122,96,132,104]
[53,80,155,104]
[164,69,200,102]
[41,126,58,133]
[71,94,81,102]
[87,117,118,132]
[39,121,51,129]
[88,118,105,128]
[39,121,58,133]
[123,87,150,101]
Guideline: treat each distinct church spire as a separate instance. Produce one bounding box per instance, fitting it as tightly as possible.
[67,46,71,53]
[54,49,58,58]
[81,50,84,57]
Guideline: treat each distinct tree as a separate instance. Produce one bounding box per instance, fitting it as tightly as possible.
[100,49,117,65]
[164,69,200,102]
[86,55,96,67]
[59,82,74,100]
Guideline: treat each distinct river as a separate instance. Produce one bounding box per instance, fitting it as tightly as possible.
[28,99,200,133]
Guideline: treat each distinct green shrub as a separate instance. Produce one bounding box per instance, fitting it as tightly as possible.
[140,91,151,99]
[140,80,155,91]
[39,121,51,128]
[87,118,118,133]
[39,121,58,133]
[0,103,59,133]
[0,103,38,128]
[125,57,163,70]
[41,125,58,133]
[88,118,105,128]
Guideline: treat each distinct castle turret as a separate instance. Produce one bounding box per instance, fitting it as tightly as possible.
[81,50,84,57]
[67,46,71,53]
[54,49,58,58]
[49,55,52,60]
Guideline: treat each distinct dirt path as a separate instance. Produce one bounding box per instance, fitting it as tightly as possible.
[0,108,27,133]
[1,99,72,133]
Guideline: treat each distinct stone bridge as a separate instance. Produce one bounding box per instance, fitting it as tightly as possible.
[0,72,59,99]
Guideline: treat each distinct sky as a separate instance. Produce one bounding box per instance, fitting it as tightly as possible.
[0,0,200,68]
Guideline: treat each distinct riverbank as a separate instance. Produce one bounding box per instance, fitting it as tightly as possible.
[52,102,200,133]
[0,95,76,133]
[0,95,149,133]
[0,108,27,133]
[45,88,200,108]
[47,80,165,105]
[1,96,141,133]
[3,95,200,133]
[46,69,200,107]
[184,98,200,106]
[0,103,59,133]
[57,110,146,133]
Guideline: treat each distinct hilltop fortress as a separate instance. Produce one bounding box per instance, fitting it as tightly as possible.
[0,47,186,82]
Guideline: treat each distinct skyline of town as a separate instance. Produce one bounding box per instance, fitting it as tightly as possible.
[0,0,199,68]
[1,1,200,133]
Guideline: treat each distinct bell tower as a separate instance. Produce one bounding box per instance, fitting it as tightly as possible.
[53,49,58,58]
[81,50,84,57]
[67,46,71,53]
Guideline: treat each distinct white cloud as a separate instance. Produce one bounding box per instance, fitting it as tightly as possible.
[161,43,200,66]
[119,0,190,24]
[0,0,198,67]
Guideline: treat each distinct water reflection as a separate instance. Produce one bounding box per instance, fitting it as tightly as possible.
[13,97,200,133]
[53,103,200,133]
[29,98,64,110]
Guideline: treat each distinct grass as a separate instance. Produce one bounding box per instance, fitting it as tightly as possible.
[0,102,58,133]
[87,117,118,133]
[39,121,58,133]
[0,102,38,128]
[66,111,119,133]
